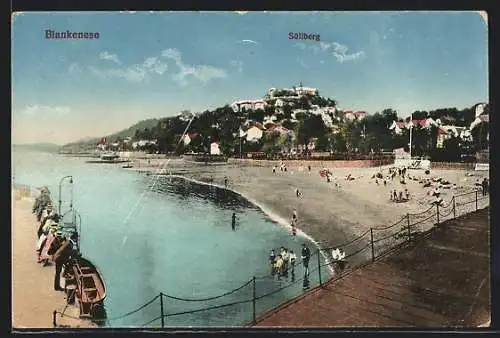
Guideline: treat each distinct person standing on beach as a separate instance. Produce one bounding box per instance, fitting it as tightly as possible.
[269,250,276,276]
[291,220,297,236]
[231,212,237,231]
[481,178,489,196]
[289,250,297,275]
[301,243,311,276]
[295,188,301,198]
[224,176,228,189]
[272,165,276,174]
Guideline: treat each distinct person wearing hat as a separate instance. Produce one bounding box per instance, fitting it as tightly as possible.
[36,219,59,252]
[51,231,74,291]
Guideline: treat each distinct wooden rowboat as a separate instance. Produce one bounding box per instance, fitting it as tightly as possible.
[66,256,107,319]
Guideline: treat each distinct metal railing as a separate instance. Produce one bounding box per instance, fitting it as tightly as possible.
[51,189,488,328]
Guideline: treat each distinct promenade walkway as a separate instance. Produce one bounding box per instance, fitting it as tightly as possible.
[12,189,94,329]
[253,207,490,327]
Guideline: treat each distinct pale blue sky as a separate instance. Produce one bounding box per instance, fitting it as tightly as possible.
[12,11,488,144]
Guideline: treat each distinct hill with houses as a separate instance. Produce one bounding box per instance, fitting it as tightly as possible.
[62,84,489,162]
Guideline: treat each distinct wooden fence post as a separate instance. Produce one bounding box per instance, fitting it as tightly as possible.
[436,204,440,225]
[53,310,57,327]
[252,276,256,325]
[453,196,456,219]
[160,292,165,328]
[407,213,412,242]
[370,228,375,262]
[317,249,322,286]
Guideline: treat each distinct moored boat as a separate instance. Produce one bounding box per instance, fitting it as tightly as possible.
[65,255,107,319]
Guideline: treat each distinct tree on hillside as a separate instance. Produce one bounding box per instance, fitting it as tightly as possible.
[297,115,326,146]
[282,119,296,131]
[261,132,283,154]
[283,105,293,119]
[298,96,311,110]
[248,109,265,123]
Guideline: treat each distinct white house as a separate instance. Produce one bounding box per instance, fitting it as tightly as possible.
[253,100,267,110]
[210,142,221,155]
[295,86,318,96]
[181,133,199,146]
[231,100,268,112]
[275,99,285,107]
[246,123,265,142]
[344,111,356,121]
[354,111,366,120]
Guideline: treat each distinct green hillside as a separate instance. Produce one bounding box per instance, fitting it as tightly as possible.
[62,118,161,151]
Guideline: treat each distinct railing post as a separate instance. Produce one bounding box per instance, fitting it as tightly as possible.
[252,276,256,325]
[370,228,375,262]
[160,292,165,328]
[407,213,412,242]
[475,190,478,210]
[53,310,57,327]
[317,249,322,286]
[436,204,440,225]
[452,196,456,219]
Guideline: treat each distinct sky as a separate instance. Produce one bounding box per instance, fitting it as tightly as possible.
[12,11,488,145]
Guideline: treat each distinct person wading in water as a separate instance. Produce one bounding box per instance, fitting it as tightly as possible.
[231,212,237,231]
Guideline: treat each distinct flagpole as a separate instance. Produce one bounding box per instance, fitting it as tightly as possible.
[409,113,413,159]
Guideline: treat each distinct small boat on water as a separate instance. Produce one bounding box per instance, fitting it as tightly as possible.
[65,255,107,319]
[85,152,130,164]
[122,164,133,168]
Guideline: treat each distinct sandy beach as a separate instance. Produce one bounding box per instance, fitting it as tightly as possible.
[127,159,489,253]
[12,188,95,329]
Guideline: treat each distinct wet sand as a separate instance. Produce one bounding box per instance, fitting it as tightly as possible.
[12,189,95,329]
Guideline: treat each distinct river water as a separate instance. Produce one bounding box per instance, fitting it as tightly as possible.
[12,149,329,327]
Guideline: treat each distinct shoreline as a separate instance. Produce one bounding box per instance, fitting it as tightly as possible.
[163,174,336,276]
[130,159,488,266]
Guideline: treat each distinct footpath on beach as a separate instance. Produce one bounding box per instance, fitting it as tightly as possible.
[12,188,95,329]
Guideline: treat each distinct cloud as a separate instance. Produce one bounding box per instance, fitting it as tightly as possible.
[240,39,259,44]
[296,40,366,63]
[99,51,121,64]
[20,105,71,116]
[162,48,227,85]
[68,63,82,74]
[333,50,366,63]
[230,60,243,73]
[297,58,308,68]
[91,52,168,82]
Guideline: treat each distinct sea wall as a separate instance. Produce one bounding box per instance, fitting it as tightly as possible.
[227,158,394,168]
[431,162,476,170]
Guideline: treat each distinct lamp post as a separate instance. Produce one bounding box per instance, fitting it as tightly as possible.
[58,175,73,216]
